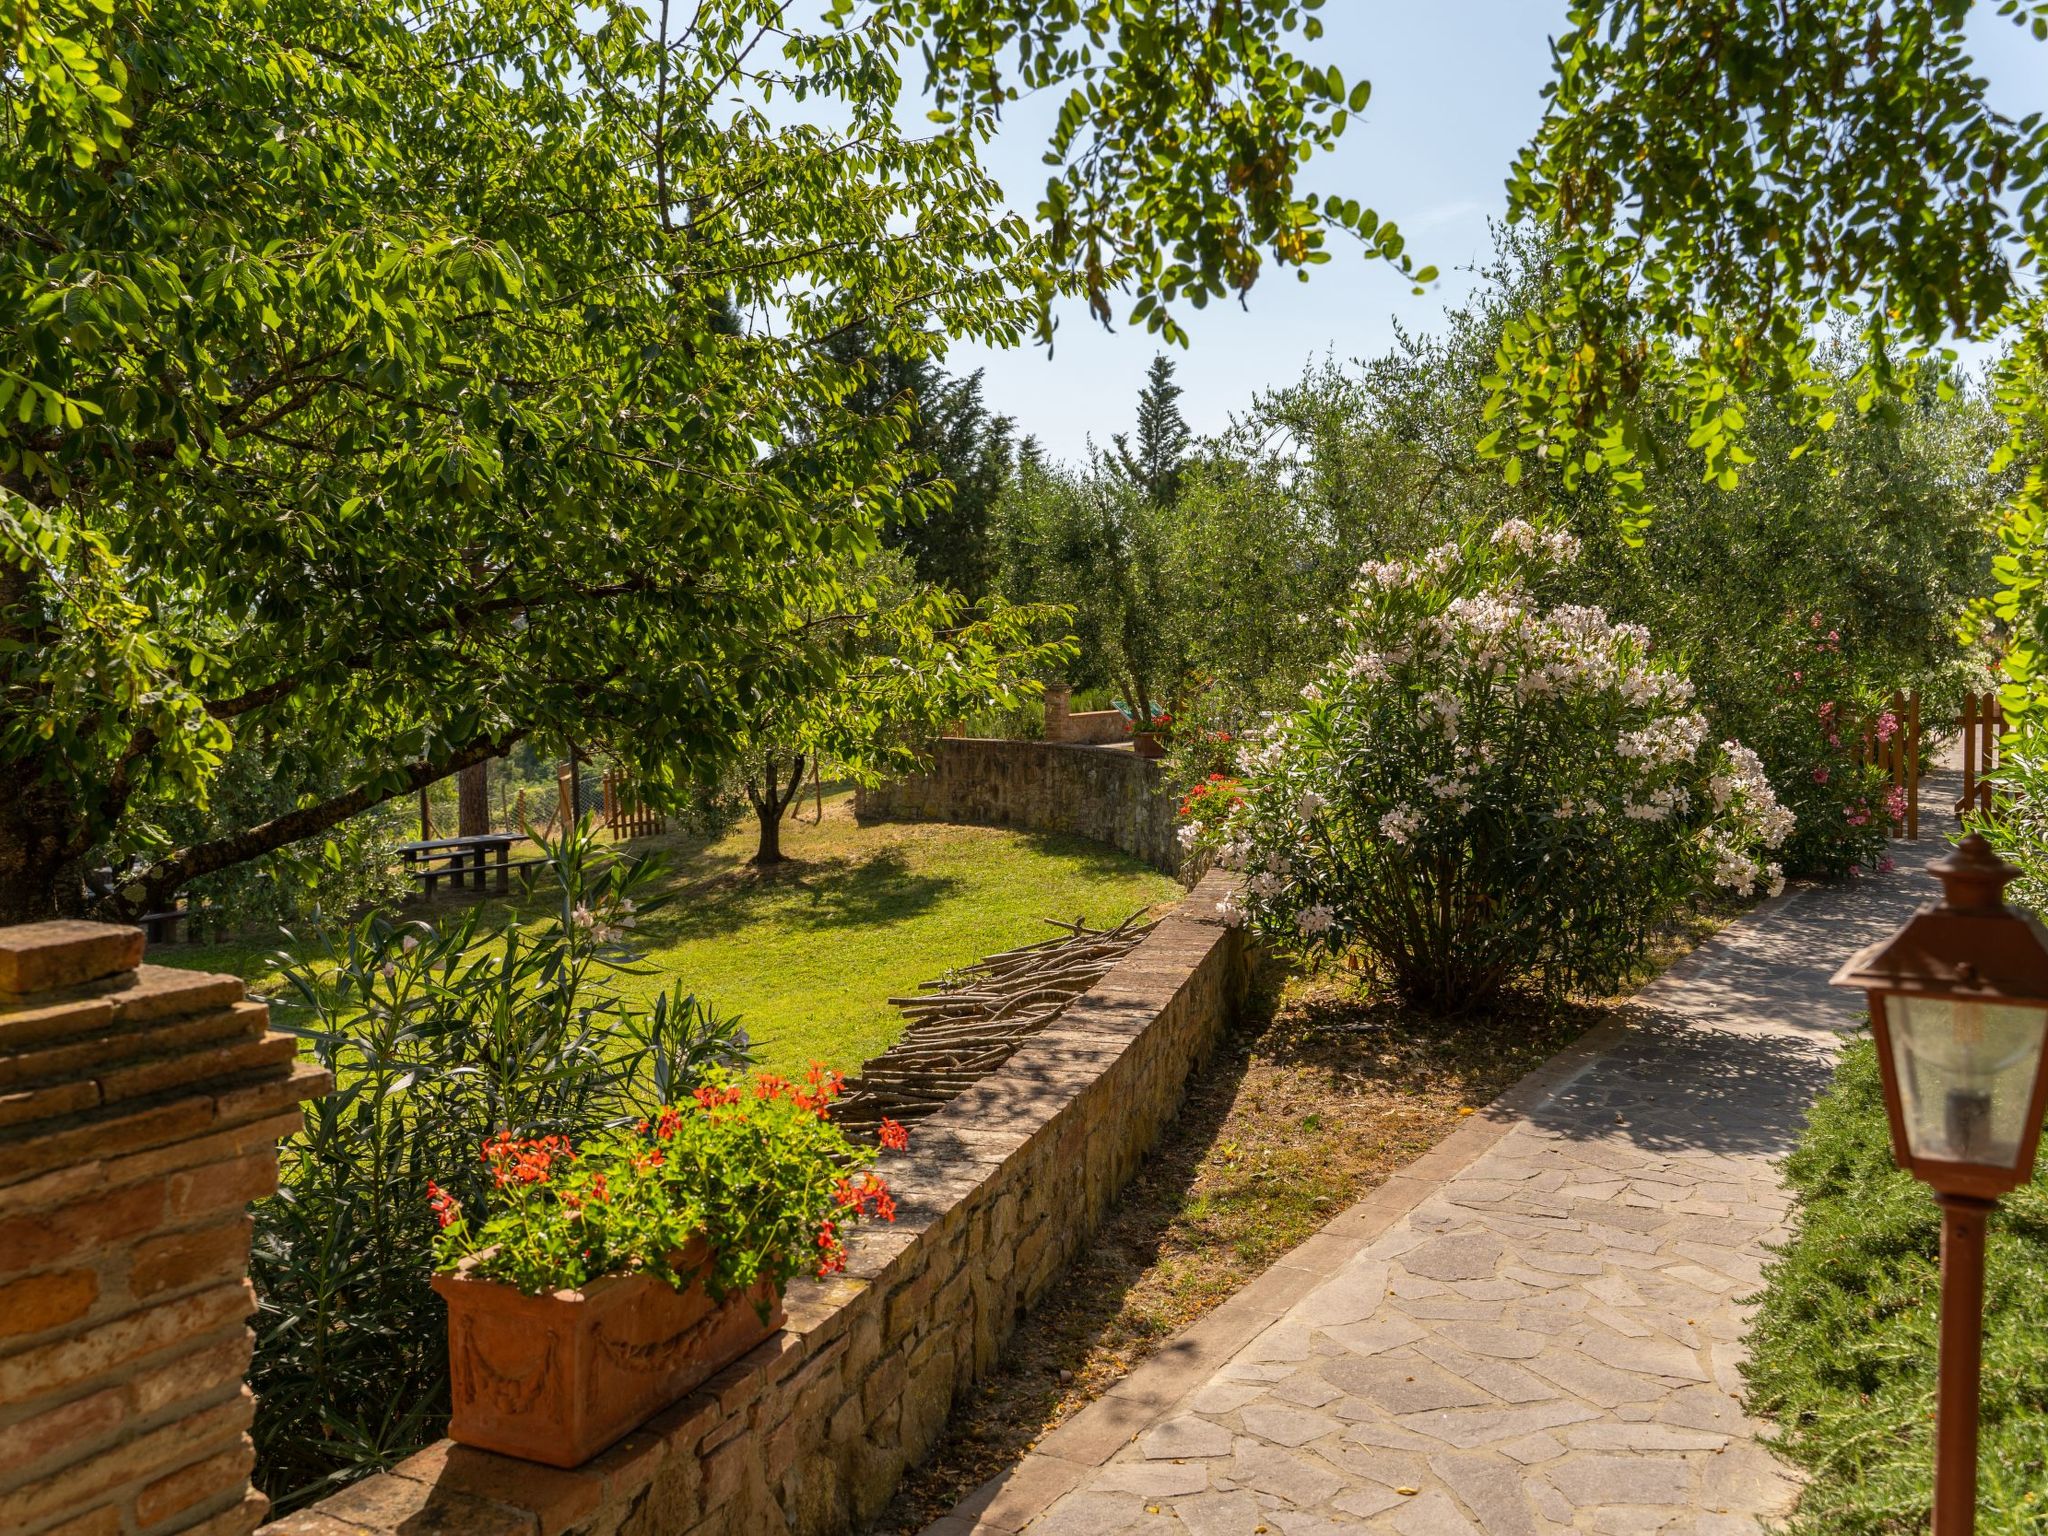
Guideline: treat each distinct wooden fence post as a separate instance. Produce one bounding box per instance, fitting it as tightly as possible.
[1907,690,1921,841]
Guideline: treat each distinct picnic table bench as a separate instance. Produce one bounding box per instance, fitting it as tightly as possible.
[397,833,536,896]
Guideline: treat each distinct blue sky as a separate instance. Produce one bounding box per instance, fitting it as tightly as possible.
[941,3,2048,465]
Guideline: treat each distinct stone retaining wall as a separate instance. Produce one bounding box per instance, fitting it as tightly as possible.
[0,921,328,1536]
[265,871,1248,1536]
[854,738,1182,875]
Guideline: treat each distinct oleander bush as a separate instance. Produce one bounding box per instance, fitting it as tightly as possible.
[1745,1040,2048,1534]
[1180,519,1792,1014]
[248,821,749,1511]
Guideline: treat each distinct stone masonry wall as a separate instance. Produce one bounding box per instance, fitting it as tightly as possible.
[0,920,329,1536]
[854,738,1181,875]
[264,872,1247,1536]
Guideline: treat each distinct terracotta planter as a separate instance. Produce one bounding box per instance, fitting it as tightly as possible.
[1132,729,1167,759]
[432,1241,784,1467]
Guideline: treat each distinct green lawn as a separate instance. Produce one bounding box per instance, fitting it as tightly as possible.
[155,793,1181,1074]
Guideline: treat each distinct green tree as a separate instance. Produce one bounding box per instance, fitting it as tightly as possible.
[1489,1,2046,724]
[727,552,1067,866]
[0,0,1400,922]
[826,331,1015,599]
[1111,354,1193,505]
[996,459,1183,723]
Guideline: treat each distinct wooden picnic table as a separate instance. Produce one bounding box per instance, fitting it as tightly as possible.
[397,833,527,896]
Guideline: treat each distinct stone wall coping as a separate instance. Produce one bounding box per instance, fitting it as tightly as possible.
[264,871,1247,1536]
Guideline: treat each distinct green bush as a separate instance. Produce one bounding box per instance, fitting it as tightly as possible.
[1745,1039,2048,1534]
[249,822,748,1511]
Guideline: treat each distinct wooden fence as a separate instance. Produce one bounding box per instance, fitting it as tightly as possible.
[602,769,666,839]
[1958,689,2009,818]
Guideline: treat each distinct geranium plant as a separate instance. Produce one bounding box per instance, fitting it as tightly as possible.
[428,1067,909,1299]
[1184,520,1793,1014]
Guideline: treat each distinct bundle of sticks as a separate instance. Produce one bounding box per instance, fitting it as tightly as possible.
[834,910,1157,1129]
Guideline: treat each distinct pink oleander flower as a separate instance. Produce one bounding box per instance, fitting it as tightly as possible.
[1811,765,1830,784]
[1878,855,1896,874]
[1875,712,1900,744]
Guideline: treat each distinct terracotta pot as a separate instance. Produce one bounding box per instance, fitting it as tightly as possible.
[1132,729,1167,759]
[432,1240,784,1467]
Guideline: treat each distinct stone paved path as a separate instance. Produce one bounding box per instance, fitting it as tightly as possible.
[932,818,1952,1536]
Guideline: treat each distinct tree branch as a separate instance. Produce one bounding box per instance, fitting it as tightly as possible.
[97,731,525,920]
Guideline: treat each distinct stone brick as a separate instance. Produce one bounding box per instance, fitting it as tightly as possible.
[179,1488,271,1536]
[134,1438,256,1527]
[317,1472,539,1536]
[0,922,143,996]
[0,1266,100,1338]
[128,1217,252,1300]
[391,1444,604,1536]
[0,1385,128,1478]
[97,1108,305,1192]
[0,1389,252,1532]
[0,1004,267,1093]
[128,1330,253,1418]
[104,967,245,1027]
[0,1079,102,1129]
[0,994,118,1052]
[0,1096,222,1189]
[0,1176,165,1278]
[99,1033,299,1108]
[0,1281,252,1400]
[211,1063,330,1129]
[35,1505,125,1536]
[166,1152,279,1221]
[258,873,1249,1536]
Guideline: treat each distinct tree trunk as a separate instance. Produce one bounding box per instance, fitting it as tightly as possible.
[0,778,90,923]
[458,760,491,837]
[753,799,784,865]
[747,753,806,866]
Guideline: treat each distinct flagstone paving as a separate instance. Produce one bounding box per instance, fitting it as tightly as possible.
[926,818,1952,1536]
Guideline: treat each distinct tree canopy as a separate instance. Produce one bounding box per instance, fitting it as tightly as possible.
[0,0,1397,919]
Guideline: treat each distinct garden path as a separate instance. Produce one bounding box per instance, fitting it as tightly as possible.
[929,804,1956,1536]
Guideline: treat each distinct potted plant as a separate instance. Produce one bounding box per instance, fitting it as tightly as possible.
[1132,710,1172,758]
[428,1070,908,1467]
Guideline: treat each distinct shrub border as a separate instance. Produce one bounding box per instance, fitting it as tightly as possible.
[260,871,1249,1536]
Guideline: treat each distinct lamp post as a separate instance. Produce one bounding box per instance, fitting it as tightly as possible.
[1831,834,2048,1536]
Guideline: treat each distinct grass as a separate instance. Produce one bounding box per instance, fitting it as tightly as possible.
[868,962,1608,1534]
[154,793,1181,1074]
[1743,1038,2048,1535]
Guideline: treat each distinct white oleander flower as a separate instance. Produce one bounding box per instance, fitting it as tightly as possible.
[1296,903,1337,937]
[1379,804,1424,845]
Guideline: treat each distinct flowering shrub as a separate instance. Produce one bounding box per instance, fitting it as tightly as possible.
[1182,521,1793,1013]
[1729,613,1904,880]
[429,1068,906,1298]
[250,819,750,1508]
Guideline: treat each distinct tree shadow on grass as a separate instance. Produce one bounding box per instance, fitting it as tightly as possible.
[1013,827,1169,881]
[628,847,964,946]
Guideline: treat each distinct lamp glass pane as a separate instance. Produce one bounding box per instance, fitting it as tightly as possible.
[1890,995,2048,1169]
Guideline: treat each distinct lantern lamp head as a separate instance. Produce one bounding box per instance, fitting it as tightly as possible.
[1831,834,2048,1199]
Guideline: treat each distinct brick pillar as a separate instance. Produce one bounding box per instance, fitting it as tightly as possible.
[0,921,329,1536]
[1042,684,1073,743]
